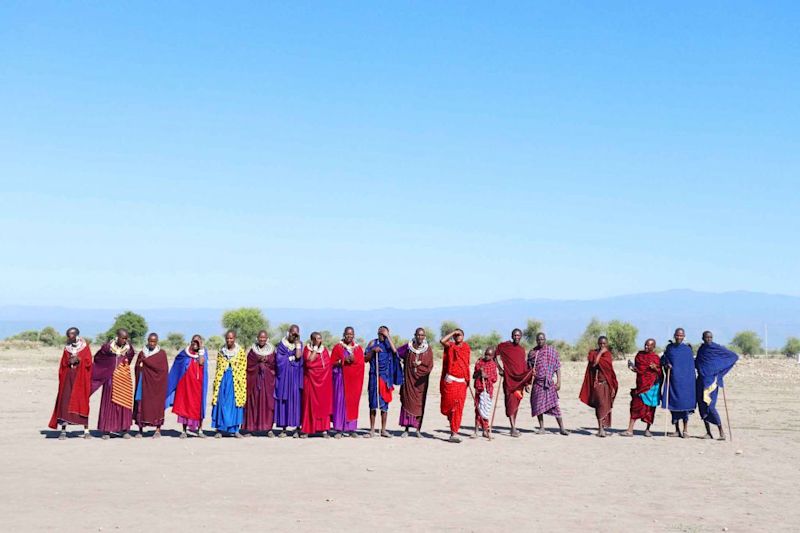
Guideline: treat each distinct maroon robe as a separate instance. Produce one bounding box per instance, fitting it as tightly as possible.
[496,341,531,417]
[92,342,135,433]
[133,348,168,428]
[49,342,93,429]
[399,343,434,419]
[244,347,277,431]
[579,349,619,427]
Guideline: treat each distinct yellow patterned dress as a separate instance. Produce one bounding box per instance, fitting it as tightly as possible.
[211,344,247,433]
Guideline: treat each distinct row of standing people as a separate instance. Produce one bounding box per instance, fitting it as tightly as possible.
[580,328,739,439]
[47,325,738,442]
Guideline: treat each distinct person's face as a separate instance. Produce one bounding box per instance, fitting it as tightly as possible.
[536,333,546,349]
[66,330,77,343]
[147,335,158,350]
[453,331,463,344]
[225,332,236,348]
[703,332,713,344]
[598,338,608,350]
[311,333,322,347]
[674,329,685,344]
[116,331,129,345]
[288,327,299,342]
[511,330,522,344]
[257,331,268,346]
[414,329,426,344]
[343,328,354,343]
[645,339,656,352]
[483,349,493,360]
[190,338,200,351]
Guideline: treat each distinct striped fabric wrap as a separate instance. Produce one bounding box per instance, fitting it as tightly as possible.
[111,364,134,410]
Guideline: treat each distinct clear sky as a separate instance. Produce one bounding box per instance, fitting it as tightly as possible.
[1,2,798,309]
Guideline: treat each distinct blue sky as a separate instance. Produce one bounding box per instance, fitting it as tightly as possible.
[1,2,798,309]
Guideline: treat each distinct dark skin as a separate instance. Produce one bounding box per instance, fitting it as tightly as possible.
[334,328,356,367]
[440,329,467,441]
[367,326,396,437]
[216,332,243,438]
[529,333,567,435]
[701,331,726,441]
[181,336,205,437]
[59,328,90,438]
[664,328,690,438]
[592,337,610,437]
[622,339,657,437]
[496,328,525,436]
[402,328,428,436]
[472,347,495,438]
[256,331,270,362]
[277,326,302,437]
[101,331,132,439]
[137,334,162,439]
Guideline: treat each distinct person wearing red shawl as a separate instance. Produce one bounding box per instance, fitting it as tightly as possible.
[133,332,169,438]
[472,347,498,439]
[301,332,333,438]
[495,328,531,437]
[92,328,136,439]
[621,338,662,437]
[440,329,471,443]
[578,336,618,437]
[244,330,277,437]
[398,327,435,438]
[330,327,365,438]
[49,327,93,439]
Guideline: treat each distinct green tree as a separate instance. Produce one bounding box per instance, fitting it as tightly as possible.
[440,320,461,339]
[104,311,148,345]
[411,326,434,345]
[319,330,336,347]
[6,330,39,342]
[522,318,544,345]
[39,326,64,347]
[165,332,186,351]
[549,339,579,361]
[274,322,294,340]
[782,337,800,357]
[574,318,607,358]
[221,308,269,344]
[391,334,409,348]
[207,335,224,352]
[606,320,639,357]
[729,330,763,356]
[467,330,502,352]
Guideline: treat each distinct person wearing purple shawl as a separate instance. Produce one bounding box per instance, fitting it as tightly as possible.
[274,325,304,438]
[696,331,739,440]
[661,328,697,438]
[527,332,568,435]
[91,328,136,439]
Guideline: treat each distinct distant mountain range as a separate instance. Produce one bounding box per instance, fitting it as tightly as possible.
[1,289,798,346]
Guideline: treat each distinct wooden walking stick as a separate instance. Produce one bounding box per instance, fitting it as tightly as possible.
[663,367,671,437]
[722,385,733,442]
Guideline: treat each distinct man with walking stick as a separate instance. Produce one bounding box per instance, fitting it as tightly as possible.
[696,331,739,441]
[660,328,696,438]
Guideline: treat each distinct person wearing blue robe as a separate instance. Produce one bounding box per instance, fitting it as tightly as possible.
[696,331,739,440]
[365,326,404,438]
[660,328,696,438]
[274,325,304,437]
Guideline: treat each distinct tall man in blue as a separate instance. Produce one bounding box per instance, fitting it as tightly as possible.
[661,328,696,438]
[365,325,403,438]
[696,330,739,441]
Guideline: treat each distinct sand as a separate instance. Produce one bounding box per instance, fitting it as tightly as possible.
[1,346,798,532]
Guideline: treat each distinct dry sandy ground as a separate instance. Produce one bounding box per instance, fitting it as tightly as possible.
[1,347,799,532]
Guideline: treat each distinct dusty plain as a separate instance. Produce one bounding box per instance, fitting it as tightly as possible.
[1,346,798,532]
